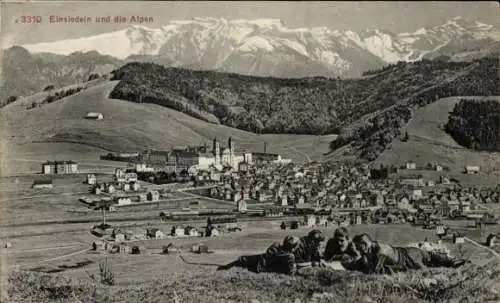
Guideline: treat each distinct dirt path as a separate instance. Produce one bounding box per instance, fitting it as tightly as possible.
[10,247,90,270]
[464,237,500,259]
[284,146,312,162]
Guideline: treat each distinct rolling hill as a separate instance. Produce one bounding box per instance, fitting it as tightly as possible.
[374,96,500,184]
[0,47,122,106]
[109,56,498,138]
[0,80,334,176]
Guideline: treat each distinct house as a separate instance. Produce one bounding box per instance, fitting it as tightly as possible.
[171,226,185,237]
[119,245,131,254]
[42,161,78,174]
[453,233,465,244]
[256,191,267,202]
[206,226,219,237]
[486,234,498,247]
[238,162,250,172]
[147,228,165,239]
[123,183,131,192]
[398,196,411,210]
[412,189,424,200]
[232,191,242,203]
[86,112,104,120]
[461,201,471,212]
[106,184,116,194]
[355,215,362,225]
[131,182,140,191]
[115,169,138,183]
[87,174,97,185]
[406,161,417,170]
[440,176,451,185]
[147,191,160,201]
[435,165,443,172]
[237,199,247,212]
[304,215,316,227]
[185,226,200,237]
[316,216,328,227]
[400,175,425,187]
[92,240,107,251]
[279,196,288,206]
[115,197,132,206]
[465,166,480,174]
[32,179,53,189]
[114,232,126,243]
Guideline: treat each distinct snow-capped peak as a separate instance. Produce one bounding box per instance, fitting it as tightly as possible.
[16,17,498,77]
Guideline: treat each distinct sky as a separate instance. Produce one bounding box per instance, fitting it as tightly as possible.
[1,1,498,47]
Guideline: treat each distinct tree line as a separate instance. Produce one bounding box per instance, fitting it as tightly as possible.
[445,99,500,151]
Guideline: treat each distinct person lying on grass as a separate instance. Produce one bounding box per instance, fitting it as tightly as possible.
[321,227,362,270]
[352,233,470,275]
[217,230,326,275]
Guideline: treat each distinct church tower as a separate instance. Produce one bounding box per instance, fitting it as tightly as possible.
[213,138,220,164]
[228,137,234,166]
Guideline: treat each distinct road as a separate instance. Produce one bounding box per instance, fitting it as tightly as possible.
[8,247,90,270]
[177,185,218,192]
[464,237,500,259]
[7,244,81,254]
[0,192,89,202]
[284,146,312,162]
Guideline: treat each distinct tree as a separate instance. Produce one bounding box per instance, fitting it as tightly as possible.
[95,200,114,226]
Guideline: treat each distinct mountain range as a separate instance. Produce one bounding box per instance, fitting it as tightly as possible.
[1,16,499,102]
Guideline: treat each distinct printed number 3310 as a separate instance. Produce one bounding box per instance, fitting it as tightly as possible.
[19,16,42,24]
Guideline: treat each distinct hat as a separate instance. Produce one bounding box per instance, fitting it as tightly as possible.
[283,235,300,247]
[308,230,325,241]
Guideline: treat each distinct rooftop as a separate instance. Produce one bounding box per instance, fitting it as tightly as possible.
[33,179,52,185]
[43,160,78,165]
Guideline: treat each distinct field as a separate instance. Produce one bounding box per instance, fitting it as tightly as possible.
[375,96,500,185]
[4,223,500,303]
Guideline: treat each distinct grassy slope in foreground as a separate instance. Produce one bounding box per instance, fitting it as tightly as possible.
[6,246,500,303]
[0,80,335,174]
[374,96,500,184]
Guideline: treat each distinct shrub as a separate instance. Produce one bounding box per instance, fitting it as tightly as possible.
[88,73,100,81]
[98,257,115,286]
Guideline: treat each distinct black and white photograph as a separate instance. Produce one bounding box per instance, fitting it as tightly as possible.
[0,1,499,302]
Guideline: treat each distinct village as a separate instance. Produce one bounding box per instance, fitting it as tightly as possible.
[23,137,499,258]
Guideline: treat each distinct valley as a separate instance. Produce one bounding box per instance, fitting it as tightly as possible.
[1,10,499,303]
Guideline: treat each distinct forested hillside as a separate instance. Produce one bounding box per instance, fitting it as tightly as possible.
[445,99,500,151]
[109,57,497,137]
[336,56,499,160]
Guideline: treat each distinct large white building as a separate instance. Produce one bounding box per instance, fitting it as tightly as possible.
[42,161,78,174]
[136,138,252,173]
[197,137,253,171]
